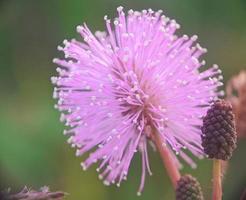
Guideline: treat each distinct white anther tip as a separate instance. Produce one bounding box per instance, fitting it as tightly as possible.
[183,34,189,40]
[213,64,219,69]
[52,58,58,63]
[103,180,110,186]
[80,162,87,171]
[98,174,103,180]
[57,45,63,51]
[117,6,123,12]
[76,25,84,32]
[137,192,141,196]
[75,150,80,157]
[191,35,198,41]
[63,39,68,45]
[50,76,57,84]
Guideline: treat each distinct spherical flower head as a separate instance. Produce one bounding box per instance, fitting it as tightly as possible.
[52,7,223,194]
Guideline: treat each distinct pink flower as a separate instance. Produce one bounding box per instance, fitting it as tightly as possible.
[52,7,223,194]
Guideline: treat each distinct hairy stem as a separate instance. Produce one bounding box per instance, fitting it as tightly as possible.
[153,131,181,188]
[213,159,222,200]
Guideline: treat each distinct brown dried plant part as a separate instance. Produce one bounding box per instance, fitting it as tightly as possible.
[1,186,67,200]
[226,70,246,138]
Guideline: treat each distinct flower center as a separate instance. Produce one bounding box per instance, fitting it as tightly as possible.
[112,66,162,130]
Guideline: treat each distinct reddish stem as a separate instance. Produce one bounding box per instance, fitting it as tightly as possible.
[153,131,181,188]
[213,159,222,200]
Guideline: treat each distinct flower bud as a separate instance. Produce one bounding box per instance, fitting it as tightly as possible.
[201,100,237,160]
[176,174,204,200]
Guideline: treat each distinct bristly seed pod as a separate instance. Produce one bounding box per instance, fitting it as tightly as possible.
[201,100,237,160]
[176,174,204,200]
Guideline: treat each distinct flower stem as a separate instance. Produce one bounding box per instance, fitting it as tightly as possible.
[153,131,181,188]
[213,159,222,200]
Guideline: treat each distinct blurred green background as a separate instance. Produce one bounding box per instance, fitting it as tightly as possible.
[0,0,245,199]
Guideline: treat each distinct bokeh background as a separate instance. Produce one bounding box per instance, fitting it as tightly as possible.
[0,0,246,199]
